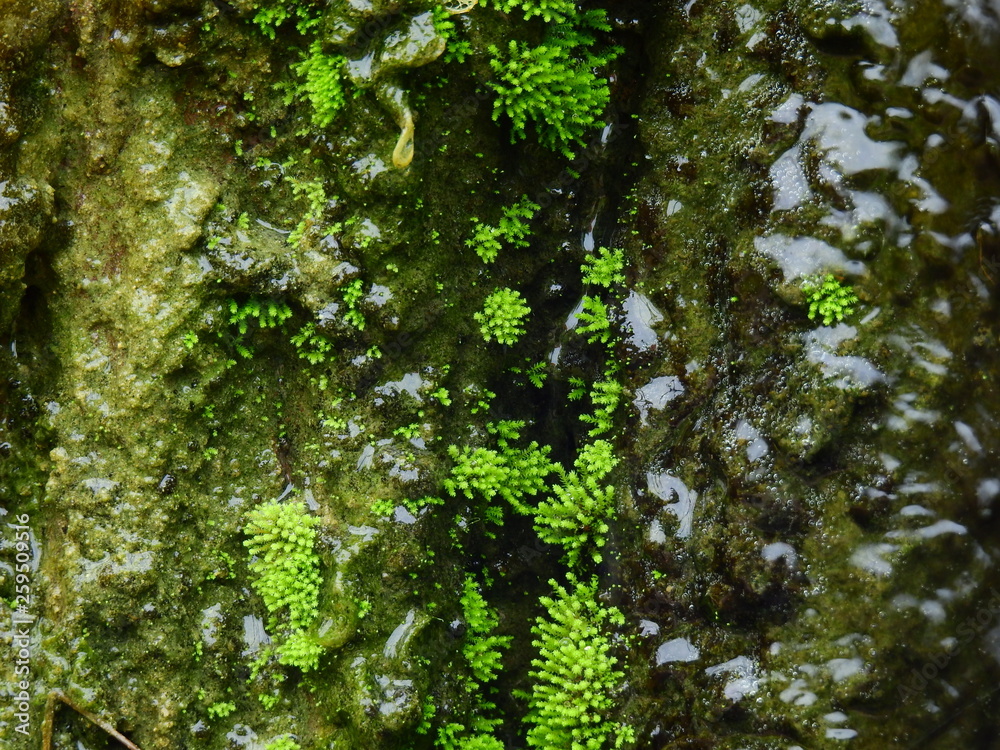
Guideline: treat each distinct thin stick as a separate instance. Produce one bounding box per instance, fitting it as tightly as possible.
[42,692,55,750]
[981,242,996,284]
[44,689,142,750]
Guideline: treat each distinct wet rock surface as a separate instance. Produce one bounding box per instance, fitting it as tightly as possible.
[0,0,997,748]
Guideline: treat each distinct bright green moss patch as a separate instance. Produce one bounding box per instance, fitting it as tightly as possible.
[228,298,294,335]
[534,440,618,565]
[288,42,348,129]
[466,196,539,264]
[207,700,237,719]
[264,736,302,750]
[576,295,612,344]
[475,288,531,345]
[802,274,858,325]
[581,246,626,288]
[443,420,555,511]
[432,575,511,749]
[289,322,335,365]
[487,11,620,156]
[252,0,320,37]
[433,5,473,64]
[482,0,577,23]
[244,500,324,672]
[436,720,506,750]
[579,370,624,436]
[524,576,635,749]
[460,574,513,685]
[342,278,367,331]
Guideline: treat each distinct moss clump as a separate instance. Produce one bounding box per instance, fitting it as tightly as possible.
[228,297,294,335]
[575,295,612,345]
[251,0,320,38]
[482,0,577,23]
[460,575,513,685]
[443,420,554,512]
[533,440,618,565]
[289,322,335,365]
[802,274,858,326]
[475,288,531,345]
[487,11,620,156]
[287,41,347,129]
[466,195,539,264]
[581,246,626,288]
[264,736,302,750]
[244,500,324,671]
[524,576,635,749]
[433,575,511,749]
[578,370,624,437]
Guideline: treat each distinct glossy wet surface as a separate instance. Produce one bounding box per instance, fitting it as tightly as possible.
[0,0,998,747]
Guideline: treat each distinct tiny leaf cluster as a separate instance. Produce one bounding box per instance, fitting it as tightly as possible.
[342,278,366,331]
[288,42,347,129]
[576,296,612,345]
[444,420,555,515]
[225,298,294,360]
[244,500,324,671]
[289,322,334,364]
[228,298,293,335]
[534,441,618,565]
[483,0,576,23]
[581,246,626,288]
[802,274,858,325]
[475,288,531,345]
[251,2,346,132]
[435,575,511,749]
[579,371,623,436]
[466,196,539,263]
[460,575,513,685]
[264,737,301,750]
[487,11,620,157]
[524,576,635,749]
[252,0,319,37]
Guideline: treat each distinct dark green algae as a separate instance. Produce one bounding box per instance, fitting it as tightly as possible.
[0,0,999,748]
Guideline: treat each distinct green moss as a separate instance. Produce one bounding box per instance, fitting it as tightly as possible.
[251,0,320,38]
[276,629,325,672]
[487,11,620,157]
[443,420,554,514]
[510,360,548,388]
[475,288,531,345]
[288,41,348,129]
[290,322,335,365]
[579,371,623,436]
[244,500,324,672]
[482,0,577,23]
[466,196,539,264]
[460,575,512,685]
[533,440,618,566]
[342,278,366,331]
[436,721,505,750]
[206,700,237,719]
[523,576,635,749]
[264,736,302,750]
[228,298,294,335]
[581,247,626,288]
[433,5,474,64]
[283,169,333,247]
[433,575,512,749]
[576,295,612,345]
[802,274,859,325]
